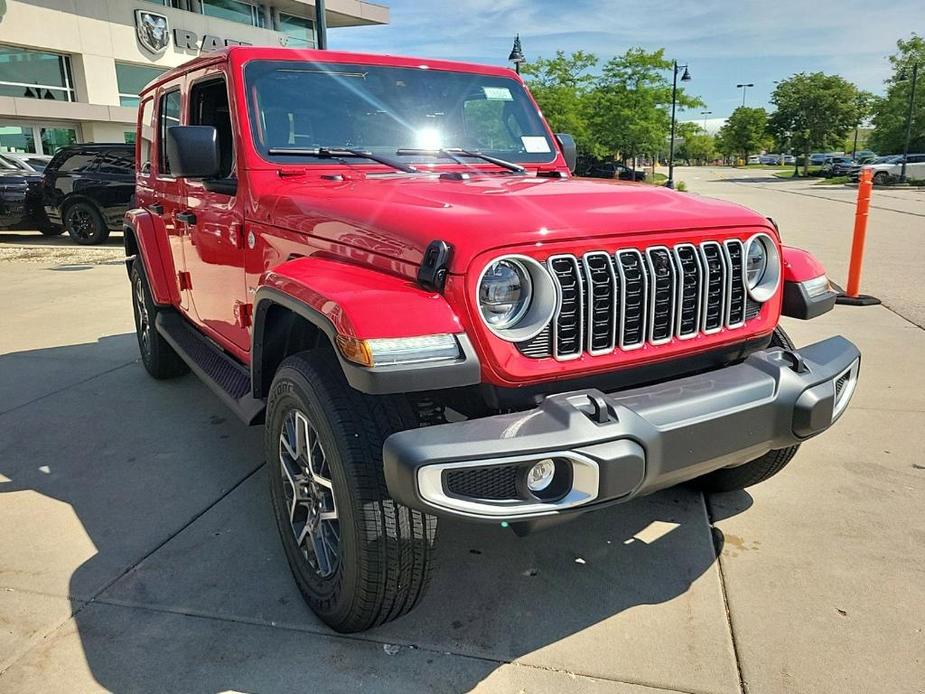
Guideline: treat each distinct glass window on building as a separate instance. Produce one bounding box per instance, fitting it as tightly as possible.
[124,131,136,145]
[201,0,259,27]
[146,0,182,7]
[279,13,315,47]
[40,127,78,155]
[0,124,37,153]
[116,62,167,108]
[0,45,74,102]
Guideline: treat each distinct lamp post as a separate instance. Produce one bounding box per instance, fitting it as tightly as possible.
[701,110,712,131]
[667,60,692,190]
[315,0,328,50]
[898,62,919,183]
[736,83,754,107]
[508,35,525,75]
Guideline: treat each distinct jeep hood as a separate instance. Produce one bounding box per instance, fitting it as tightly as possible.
[266,173,772,273]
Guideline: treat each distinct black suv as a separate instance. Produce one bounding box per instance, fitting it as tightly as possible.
[42,144,135,245]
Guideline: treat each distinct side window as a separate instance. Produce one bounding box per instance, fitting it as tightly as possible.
[158,89,181,176]
[139,98,154,173]
[189,77,234,180]
[96,149,135,175]
[57,152,98,174]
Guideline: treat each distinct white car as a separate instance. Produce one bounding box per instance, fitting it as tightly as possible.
[860,154,925,184]
[747,155,761,165]
[0,152,51,172]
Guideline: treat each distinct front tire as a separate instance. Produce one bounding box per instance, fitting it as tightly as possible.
[267,350,437,633]
[873,171,890,186]
[694,327,801,493]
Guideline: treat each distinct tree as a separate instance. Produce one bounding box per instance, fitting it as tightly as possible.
[869,34,925,155]
[768,72,861,175]
[521,51,598,156]
[715,107,768,162]
[678,131,716,164]
[588,47,702,164]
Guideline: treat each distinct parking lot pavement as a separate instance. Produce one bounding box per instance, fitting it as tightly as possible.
[1,219,924,692]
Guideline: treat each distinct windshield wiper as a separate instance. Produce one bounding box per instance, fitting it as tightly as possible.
[267,147,419,174]
[395,148,526,174]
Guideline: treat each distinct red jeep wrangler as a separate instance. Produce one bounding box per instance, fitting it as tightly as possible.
[124,47,860,633]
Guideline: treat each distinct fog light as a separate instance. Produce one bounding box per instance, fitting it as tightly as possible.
[526,459,556,492]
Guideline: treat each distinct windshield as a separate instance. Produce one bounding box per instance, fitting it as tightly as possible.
[245,60,556,166]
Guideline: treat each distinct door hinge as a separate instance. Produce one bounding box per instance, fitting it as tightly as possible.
[235,301,253,329]
[177,271,192,290]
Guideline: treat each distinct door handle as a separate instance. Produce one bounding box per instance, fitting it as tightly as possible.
[149,203,164,215]
[176,211,197,225]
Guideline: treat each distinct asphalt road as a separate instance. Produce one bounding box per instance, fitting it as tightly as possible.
[1,173,923,693]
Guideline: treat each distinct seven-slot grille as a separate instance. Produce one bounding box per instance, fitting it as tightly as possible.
[530,240,756,361]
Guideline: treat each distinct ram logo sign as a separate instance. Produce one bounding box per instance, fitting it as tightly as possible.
[135,10,170,55]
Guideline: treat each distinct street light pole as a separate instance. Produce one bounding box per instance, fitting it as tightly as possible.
[315,0,328,50]
[900,62,919,183]
[701,110,712,130]
[508,35,525,75]
[667,61,691,190]
[736,83,754,107]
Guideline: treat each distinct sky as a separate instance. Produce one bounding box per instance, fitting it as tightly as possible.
[330,0,923,128]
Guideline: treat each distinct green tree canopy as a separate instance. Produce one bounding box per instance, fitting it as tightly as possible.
[521,48,703,164]
[768,72,862,174]
[869,34,925,155]
[676,124,716,164]
[715,107,769,161]
[520,50,598,155]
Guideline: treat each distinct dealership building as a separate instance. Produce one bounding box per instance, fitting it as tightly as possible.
[0,0,388,155]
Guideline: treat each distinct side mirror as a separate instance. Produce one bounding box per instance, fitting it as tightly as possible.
[166,125,219,178]
[555,133,577,173]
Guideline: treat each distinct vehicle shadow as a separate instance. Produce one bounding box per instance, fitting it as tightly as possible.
[0,334,752,692]
[0,229,123,247]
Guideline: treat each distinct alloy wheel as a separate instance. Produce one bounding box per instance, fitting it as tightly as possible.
[278,408,340,578]
[133,274,151,357]
[68,207,94,240]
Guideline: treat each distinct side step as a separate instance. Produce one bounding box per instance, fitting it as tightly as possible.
[155,311,265,425]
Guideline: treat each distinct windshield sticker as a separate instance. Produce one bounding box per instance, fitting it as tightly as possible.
[483,86,514,101]
[521,136,551,153]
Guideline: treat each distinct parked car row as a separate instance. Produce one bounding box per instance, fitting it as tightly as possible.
[0,143,135,244]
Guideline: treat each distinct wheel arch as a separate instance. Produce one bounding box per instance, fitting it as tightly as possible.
[123,208,179,306]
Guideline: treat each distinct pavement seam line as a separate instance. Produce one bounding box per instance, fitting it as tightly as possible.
[701,492,747,694]
[0,360,136,417]
[86,599,706,694]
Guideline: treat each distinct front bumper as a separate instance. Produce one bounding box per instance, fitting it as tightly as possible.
[384,336,860,522]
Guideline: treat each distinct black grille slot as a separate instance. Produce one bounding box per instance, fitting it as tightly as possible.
[835,370,850,399]
[582,253,618,353]
[726,240,746,326]
[700,242,726,332]
[745,297,761,320]
[617,250,647,348]
[549,256,583,358]
[516,324,552,358]
[444,465,519,500]
[646,248,676,343]
[674,245,702,337]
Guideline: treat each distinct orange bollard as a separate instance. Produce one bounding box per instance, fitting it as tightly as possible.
[837,168,881,306]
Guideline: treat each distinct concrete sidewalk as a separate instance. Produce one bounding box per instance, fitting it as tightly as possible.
[0,258,923,693]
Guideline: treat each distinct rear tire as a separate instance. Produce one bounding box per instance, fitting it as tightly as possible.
[693,327,801,493]
[873,171,890,186]
[267,349,437,633]
[130,260,189,379]
[65,201,109,245]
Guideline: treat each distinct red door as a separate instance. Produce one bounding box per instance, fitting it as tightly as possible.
[179,73,249,352]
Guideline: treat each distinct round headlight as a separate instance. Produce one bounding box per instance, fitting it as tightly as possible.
[746,239,768,289]
[479,259,531,329]
[744,233,781,303]
[476,255,557,342]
